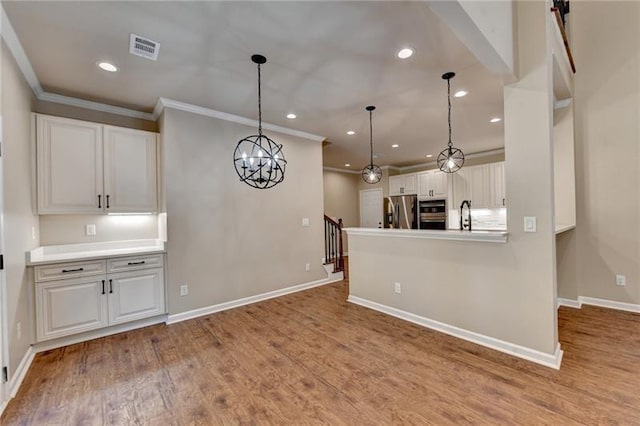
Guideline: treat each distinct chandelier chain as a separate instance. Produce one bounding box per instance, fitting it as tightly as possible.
[447,78,452,149]
[369,109,374,165]
[257,63,262,136]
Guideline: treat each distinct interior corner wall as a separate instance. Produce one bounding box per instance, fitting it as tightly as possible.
[323,169,360,253]
[162,108,326,315]
[568,1,640,305]
[1,40,38,378]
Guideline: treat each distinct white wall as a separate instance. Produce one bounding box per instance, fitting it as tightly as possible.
[162,108,326,315]
[1,41,38,378]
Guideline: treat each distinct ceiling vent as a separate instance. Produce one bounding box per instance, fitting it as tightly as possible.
[129,34,160,61]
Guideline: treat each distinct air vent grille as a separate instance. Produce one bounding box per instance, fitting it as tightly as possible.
[129,34,160,61]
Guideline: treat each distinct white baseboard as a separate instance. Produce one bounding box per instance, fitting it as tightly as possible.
[557,297,581,309]
[167,277,342,324]
[32,315,167,353]
[348,295,563,370]
[9,346,35,398]
[557,296,640,313]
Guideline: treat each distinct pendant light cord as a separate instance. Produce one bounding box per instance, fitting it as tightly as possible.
[447,78,452,149]
[257,63,262,137]
[369,109,374,166]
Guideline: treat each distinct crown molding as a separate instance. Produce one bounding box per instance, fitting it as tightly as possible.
[37,92,155,121]
[323,166,360,175]
[398,148,505,172]
[154,98,325,143]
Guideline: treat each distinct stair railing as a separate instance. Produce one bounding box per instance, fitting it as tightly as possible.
[324,215,344,273]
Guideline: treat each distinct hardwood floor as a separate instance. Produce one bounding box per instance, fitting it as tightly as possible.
[3,274,640,424]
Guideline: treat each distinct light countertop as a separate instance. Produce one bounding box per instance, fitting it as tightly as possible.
[345,228,508,243]
[27,239,166,266]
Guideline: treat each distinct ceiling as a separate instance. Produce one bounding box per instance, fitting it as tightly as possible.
[3,1,505,170]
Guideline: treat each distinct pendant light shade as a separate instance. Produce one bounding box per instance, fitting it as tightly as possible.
[362,105,382,184]
[437,72,465,173]
[233,54,287,189]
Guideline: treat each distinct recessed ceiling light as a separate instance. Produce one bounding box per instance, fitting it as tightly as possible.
[426,154,433,158]
[286,113,296,119]
[454,90,468,98]
[392,144,399,148]
[490,117,502,123]
[346,130,355,135]
[397,48,414,59]
[97,61,118,72]
[345,163,351,167]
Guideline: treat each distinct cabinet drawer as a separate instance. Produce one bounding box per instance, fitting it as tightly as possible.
[107,254,164,273]
[35,260,106,283]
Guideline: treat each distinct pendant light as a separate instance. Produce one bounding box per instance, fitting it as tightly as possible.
[233,54,287,189]
[362,105,382,184]
[437,72,465,173]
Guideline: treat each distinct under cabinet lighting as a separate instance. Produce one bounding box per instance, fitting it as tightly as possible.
[392,144,399,148]
[347,130,355,135]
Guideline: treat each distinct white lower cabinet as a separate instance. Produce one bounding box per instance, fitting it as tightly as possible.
[34,254,166,342]
[108,269,165,325]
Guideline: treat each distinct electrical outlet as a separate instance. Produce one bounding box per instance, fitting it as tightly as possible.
[524,217,537,233]
[305,263,310,272]
[616,275,626,286]
[180,284,189,296]
[302,218,310,227]
[16,322,21,340]
[394,282,401,294]
[86,224,96,236]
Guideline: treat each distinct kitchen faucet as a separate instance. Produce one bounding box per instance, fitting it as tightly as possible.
[459,200,472,231]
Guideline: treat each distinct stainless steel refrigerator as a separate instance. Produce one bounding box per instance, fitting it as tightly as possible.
[384,195,418,229]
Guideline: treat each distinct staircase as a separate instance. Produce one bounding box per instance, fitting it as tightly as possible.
[323,215,345,278]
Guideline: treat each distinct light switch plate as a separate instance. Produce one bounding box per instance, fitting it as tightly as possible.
[302,218,310,227]
[524,217,537,233]
[86,224,97,236]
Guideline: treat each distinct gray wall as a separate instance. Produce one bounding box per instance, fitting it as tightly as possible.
[557,1,640,304]
[162,108,326,315]
[1,41,38,378]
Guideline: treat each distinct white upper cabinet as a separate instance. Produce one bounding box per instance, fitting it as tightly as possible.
[104,126,158,213]
[418,170,448,199]
[389,173,417,196]
[36,114,158,214]
[37,115,104,214]
[452,162,505,209]
[489,162,507,208]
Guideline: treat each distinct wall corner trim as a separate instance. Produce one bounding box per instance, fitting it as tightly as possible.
[348,295,563,369]
[557,297,581,309]
[155,98,326,143]
[166,277,341,325]
[9,346,35,398]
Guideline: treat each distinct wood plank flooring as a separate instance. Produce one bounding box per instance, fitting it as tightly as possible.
[3,272,640,424]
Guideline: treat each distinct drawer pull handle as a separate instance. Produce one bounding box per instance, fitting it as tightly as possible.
[127,261,146,266]
[62,267,84,273]
[98,194,102,209]
[106,195,110,209]
[101,280,106,295]
[109,279,113,294]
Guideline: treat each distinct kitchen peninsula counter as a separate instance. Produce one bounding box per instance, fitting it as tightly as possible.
[345,228,508,243]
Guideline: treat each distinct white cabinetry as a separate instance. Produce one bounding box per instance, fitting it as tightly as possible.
[34,254,165,342]
[418,170,448,199]
[489,162,506,208]
[452,162,506,209]
[389,173,417,196]
[36,114,158,214]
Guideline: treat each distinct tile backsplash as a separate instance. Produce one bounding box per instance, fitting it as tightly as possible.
[448,208,507,230]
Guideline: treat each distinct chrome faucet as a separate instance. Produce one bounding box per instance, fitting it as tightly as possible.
[459,200,472,231]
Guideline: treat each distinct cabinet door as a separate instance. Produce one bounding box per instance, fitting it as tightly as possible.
[490,162,506,207]
[404,173,417,195]
[451,168,470,208]
[36,276,108,342]
[103,126,158,213]
[467,165,489,208]
[389,175,404,196]
[430,171,448,198]
[417,172,431,197]
[37,115,104,214]
[108,268,165,325]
